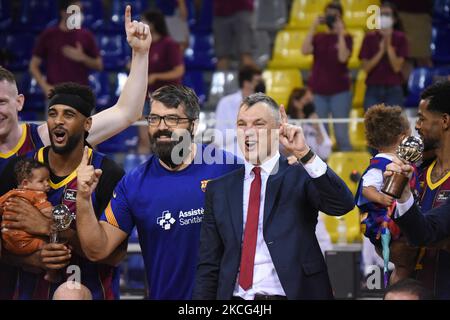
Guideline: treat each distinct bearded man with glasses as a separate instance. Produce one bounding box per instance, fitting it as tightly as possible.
[73,84,242,299]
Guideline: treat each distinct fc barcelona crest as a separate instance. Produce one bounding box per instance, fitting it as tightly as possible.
[201,180,210,192]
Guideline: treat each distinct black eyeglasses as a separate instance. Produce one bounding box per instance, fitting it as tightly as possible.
[147,114,195,127]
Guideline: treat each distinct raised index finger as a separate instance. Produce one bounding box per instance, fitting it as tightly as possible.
[80,146,90,166]
[124,5,132,28]
[279,104,288,124]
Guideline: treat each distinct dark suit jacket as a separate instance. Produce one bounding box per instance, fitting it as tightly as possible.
[395,198,450,247]
[193,157,355,300]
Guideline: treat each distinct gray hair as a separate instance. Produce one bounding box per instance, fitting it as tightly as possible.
[240,92,281,124]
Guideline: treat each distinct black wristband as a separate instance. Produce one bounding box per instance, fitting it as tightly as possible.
[299,149,315,164]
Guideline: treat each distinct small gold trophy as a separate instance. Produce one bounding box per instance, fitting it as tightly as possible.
[381,136,424,198]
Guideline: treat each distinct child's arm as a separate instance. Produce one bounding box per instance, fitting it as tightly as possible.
[362,186,395,207]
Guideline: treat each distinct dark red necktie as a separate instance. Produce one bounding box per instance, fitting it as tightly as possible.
[239,166,262,290]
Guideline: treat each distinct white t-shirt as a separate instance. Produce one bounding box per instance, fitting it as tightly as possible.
[361,153,394,190]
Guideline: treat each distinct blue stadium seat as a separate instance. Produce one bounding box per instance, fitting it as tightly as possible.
[0,0,12,30]
[109,0,148,30]
[405,68,435,108]
[182,70,206,105]
[97,33,128,70]
[17,0,58,31]
[96,72,138,154]
[80,0,104,31]
[123,154,148,173]
[18,112,38,121]
[88,72,111,109]
[19,73,46,112]
[1,33,35,71]
[184,33,216,70]
[431,24,450,64]
[125,255,146,289]
[188,0,213,33]
[433,0,450,23]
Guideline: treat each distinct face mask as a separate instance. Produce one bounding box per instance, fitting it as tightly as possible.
[302,102,316,119]
[325,15,336,29]
[379,15,393,30]
[254,81,266,94]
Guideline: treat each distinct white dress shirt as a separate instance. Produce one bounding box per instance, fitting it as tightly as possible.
[233,151,328,299]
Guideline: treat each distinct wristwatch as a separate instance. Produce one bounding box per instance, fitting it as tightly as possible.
[299,149,315,164]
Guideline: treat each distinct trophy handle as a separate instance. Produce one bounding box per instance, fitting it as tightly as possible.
[381,172,409,199]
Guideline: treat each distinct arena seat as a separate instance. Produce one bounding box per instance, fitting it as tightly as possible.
[352,69,367,110]
[88,72,111,109]
[433,0,450,24]
[123,154,148,174]
[19,73,46,112]
[0,0,12,30]
[80,0,104,31]
[184,33,216,70]
[349,108,367,151]
[286,0,327,30]
[262,69,303,107]
[268,30,313,69]
[1,33,35,71]
[327,151,371,195]
[347,28,364,69]
[188,0,213,33]
[110,0,148,30]
[322,151,371,243]
[17,0,58,31]
[321,207,362,243]
[183,70,206,106]
[342,0,381,29]
[405,67,435,108]
[431,24,450,64]
[97,33,128,70]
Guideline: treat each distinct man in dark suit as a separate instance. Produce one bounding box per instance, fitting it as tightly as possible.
[193,93,354,300]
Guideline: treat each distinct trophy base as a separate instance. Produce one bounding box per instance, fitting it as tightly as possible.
[381,172,409,199]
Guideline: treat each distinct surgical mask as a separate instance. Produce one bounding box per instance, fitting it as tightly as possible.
[379,15,393,30]
[325,14,336,29]
[254,81,266,94]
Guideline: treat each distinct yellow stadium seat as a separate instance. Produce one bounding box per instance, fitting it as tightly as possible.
[342,0,381,29]
[268,30,313,70]
[349,108,367,151]
[347,28,365,69]
[352,69,367,109]
[322,150,371,243]
[327,151,371,195]
[287,0,328,30]
[262,69,303,107]
[321,207,362,243]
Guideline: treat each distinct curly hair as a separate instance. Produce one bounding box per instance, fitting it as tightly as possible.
[14,158,49,185]
[364,104,410,150]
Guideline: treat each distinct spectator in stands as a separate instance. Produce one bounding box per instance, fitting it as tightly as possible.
[359,2,408,111]
[390,0,433,78]
[302,1,352,151]
[213,0,257,70]
[29,0,103,97]
[214,66,264,157]
[138,9,185,154]
[143,10,185,96]
[155,0,190,52]
[384,278,433,300]
[286,88,332,161]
